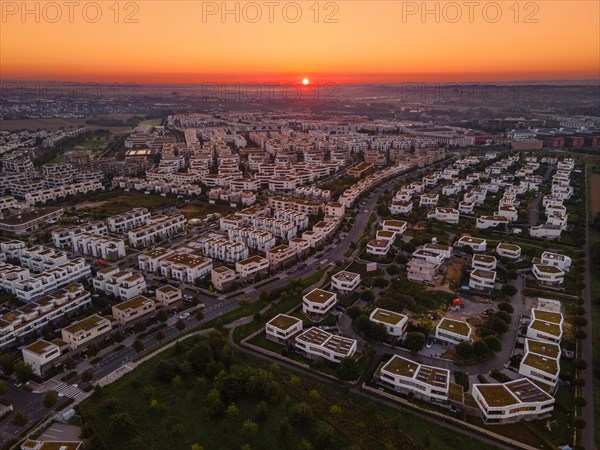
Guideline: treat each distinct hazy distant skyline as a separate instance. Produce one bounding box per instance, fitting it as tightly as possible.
[2,1,599,84]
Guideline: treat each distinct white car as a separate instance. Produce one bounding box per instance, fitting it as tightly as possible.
[179,312,190,320]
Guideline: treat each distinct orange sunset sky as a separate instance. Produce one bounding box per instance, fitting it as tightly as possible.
[1,1,599,84]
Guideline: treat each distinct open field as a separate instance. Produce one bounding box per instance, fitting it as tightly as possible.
[0,118,133,133]
[78,332,497,450]
[55,190,180,216]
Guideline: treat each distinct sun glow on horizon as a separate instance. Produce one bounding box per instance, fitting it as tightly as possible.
[302,78,310,85]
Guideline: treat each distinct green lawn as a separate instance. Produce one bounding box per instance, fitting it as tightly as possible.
[78,331,497,450]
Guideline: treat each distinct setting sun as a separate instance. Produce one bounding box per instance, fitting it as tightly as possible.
[302,78,309,85]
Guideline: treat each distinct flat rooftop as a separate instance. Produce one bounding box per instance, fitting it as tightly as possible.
[63,314,107,334]
[304,289,335,304]
[268,314,302,331]
[371,308,406,326]
[114,295,154,311]
[437,318,471,336]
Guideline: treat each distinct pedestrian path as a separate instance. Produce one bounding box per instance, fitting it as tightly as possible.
[53,382,83,398]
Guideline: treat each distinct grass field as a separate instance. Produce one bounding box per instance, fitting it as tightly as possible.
[56,190,180,216]
[77,332,498,450]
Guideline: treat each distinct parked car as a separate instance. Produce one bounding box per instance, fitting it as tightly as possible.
[179,312,190,320]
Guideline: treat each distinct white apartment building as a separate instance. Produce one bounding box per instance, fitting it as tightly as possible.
[228,227,277,253]
[137,247,174,272]
[93,267,147,300]
[469,269,497,293]
[412,248,445,267]
[330,271,361,294]
[51,221,108,249]
[369,308,408,338]
[496,205,519,222]
[378,355,449,402]
[519,339,561,390]
[72,233,126,261]
[294,327,357,363]
[19,246,68,273]
[532,263,565,286]
[274,209,309,229]
[22,339,62,377]
[422,242,453,259]
[112,295,157,326]
[15,258,91,302]
[159,253,213,283]
[199,237,249,263]
[252,217,297,240]
[107,208,151,233]
[0,240,27,259]
[427,208,460,224]
[266,314,303,343]
[155,285,182,308]
[235,255,270,280]
[0,284,92,348]
[529,224,562,240]
[435,318,472,345]
[128,214,187,247]
[61,314,113,350]
[526,308,564,343]
[495,243,522,260]
[288,237,311,255]
[366,238,393,256]
[472,378,554,424]
[302,288,337,319]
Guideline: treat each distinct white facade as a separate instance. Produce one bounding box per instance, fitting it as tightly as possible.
[330,271,361,294]
[369,308,408,338]
[302,288,337,318]
[294,327,357,363]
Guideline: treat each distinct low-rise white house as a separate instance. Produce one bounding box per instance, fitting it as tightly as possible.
[419,193,439,207]
[457,235,487,252]
[266,314,303,343]
[390,200,413,215]
[427,207,459,224]
[472,378,554,424]
[472,254,497,271]
[435,318,472,345]
[294,327,357,363]
[469,269,497,293]
[366,238,393,256]
[540,251,572,272]
[381,220,408,235]
[519,339,561,390]
[476,215,509,230]
[211,266,237,292]
[532,263,565,286]
[369,308,408,338]
[159,253,213,283]
[458,201,475,214]
[407,258,438,283]
[22,339,62,377]
[112,295,157,326]
[61,314,113,350]
[526,308,563,343]
[496,205,519,222]
[378,355,449,402]
[330,271,361,294]
[495,243,521,260]
[529,224,562,240]
[235,255,270,280]
[422,242,453,258]
[302,288,337,319]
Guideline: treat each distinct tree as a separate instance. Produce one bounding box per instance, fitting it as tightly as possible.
[0,353,15,376]
[156,329,165,341]
[490,317,508,334]
[191,444,204,450]
[14,361,33,384]
[403,332,426,354]
[109,412,137,437]
[0,380,7,396]
[473,340,490,361]
[225,403,240,420]
[12,410,27,426]
[259,290,269,302]
[242,419,258,438]
[501,284,517,297]
[133,338,144,354]
[175,319,186,331]
[455,342,474,361]
[196,309,204,321]
[497,302,514,313]
[81,369,93,383]
[335,357,361,381]
[316,422,336,449]
[43,390,58,408]
[483,335,502,353]
[171,374,183,388]
[255,400,268,422]
[574,396,587,407]
[87,343,100,357]
[64,356,76,370]
[361,290,374,302]
[156,310,168,322]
